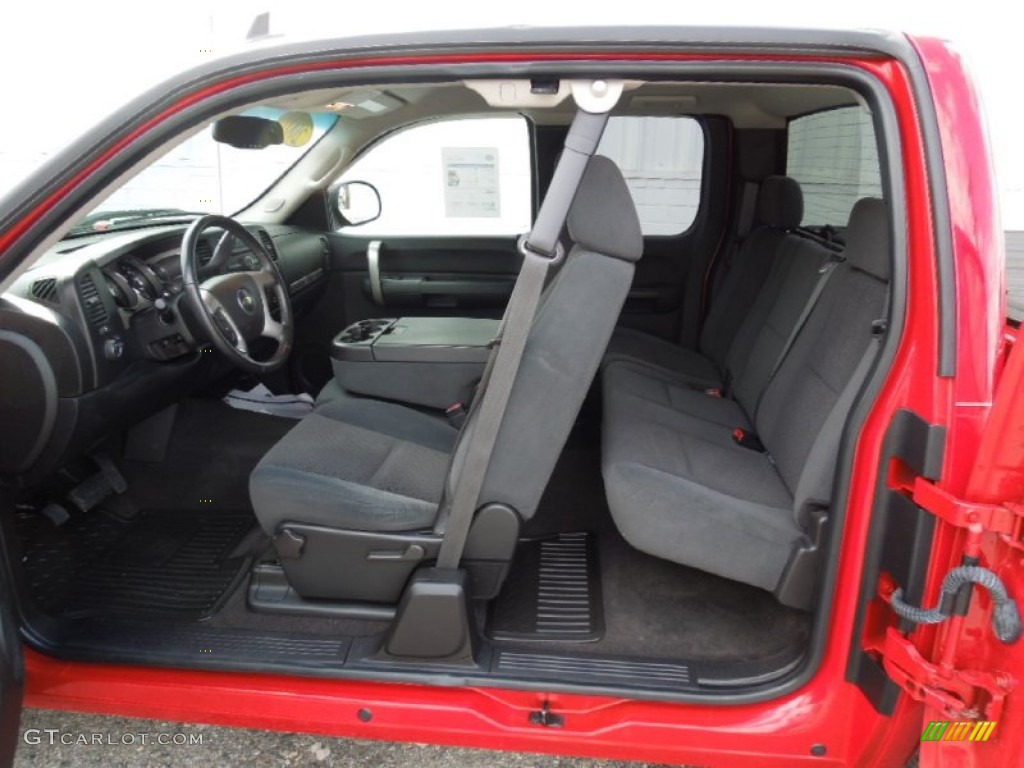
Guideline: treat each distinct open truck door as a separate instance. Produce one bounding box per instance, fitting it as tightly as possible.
[866,319,1024,767]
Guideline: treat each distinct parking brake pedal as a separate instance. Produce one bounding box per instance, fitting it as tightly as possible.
[67,454,128,513]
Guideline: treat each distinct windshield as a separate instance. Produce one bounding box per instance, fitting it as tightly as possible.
[67,107,337,236]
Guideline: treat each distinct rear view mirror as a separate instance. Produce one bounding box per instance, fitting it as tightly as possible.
[212,116,284,149]
[334,181,382,226]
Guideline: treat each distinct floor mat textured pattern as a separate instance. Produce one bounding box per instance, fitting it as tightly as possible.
[17,508,255,620]
[487,532,604,643]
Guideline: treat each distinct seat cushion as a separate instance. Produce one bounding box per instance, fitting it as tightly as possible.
[601,394,801,592]
[602,327,721,388]
[250,397,458,536]
[603,360,748,428]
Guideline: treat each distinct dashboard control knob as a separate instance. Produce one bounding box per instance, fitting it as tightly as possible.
[103,337,125,361]
[154,297,169,311]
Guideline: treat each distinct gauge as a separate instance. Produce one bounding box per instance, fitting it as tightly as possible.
[150,255,187,295]
[118,256,164,301]
[118,263,154,300]
[102,268,138,309]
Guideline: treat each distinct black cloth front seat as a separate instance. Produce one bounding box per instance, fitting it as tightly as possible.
[249,156,643,600]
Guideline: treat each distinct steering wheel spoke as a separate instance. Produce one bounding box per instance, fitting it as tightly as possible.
[200,288,248,353]
[262,315,286,343]
[250,269,278,289]
[221,312,249,355]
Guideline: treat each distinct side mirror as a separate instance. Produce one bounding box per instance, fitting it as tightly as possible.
[333,181,382,227]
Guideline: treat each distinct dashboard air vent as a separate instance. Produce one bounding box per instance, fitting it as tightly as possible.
[78,274,109,328]
[196,239,213,266]
[29,277,58,304]
[257,230,278,260]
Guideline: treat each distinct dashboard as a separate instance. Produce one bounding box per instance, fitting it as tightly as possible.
[106,238,267,307]
[0,221,330,483]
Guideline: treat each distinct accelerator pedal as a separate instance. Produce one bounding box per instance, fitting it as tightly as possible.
[68,453,127,513]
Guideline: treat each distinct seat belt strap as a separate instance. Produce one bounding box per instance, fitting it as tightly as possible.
[707,180,758,311]
[435,109,609,571]
[767,258,840,383]
[752,257,841,419]
[736,180,759,240]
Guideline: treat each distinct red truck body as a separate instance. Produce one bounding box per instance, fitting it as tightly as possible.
[0,28,1019,768]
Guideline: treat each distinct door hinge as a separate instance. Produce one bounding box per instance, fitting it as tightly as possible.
[881,626,1013,721]
[912,478,1024,551]
[528,701,565,728]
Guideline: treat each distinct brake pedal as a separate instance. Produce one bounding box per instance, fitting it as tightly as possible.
[67,453,128,513]
[41,503,71,527]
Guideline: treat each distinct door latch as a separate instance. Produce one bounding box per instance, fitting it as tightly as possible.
[528,701,565,728]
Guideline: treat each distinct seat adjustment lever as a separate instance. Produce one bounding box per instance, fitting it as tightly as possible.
[367,544,426,562]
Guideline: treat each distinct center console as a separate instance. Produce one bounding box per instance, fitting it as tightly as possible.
[330,317,500,409]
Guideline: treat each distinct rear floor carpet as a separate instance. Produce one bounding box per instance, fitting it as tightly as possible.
[15,508,255,621]
[503,422,812,662]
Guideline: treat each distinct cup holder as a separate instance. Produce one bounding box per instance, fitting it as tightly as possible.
[338,318,395,344]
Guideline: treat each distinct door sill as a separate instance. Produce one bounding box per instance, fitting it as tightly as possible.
[21,617,806,704]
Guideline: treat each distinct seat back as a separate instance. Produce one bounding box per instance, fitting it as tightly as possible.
[443,156,643,522]
[699,175,804,368]
[754,197,891,521]
[726,235,833,416]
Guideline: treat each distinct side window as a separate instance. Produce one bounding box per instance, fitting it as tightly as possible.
[786,106,882,227]
[335,117,531,237]
[596,117,705,236]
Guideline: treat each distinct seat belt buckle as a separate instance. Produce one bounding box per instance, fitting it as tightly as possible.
[445,402,468,429]
[732,428,766,453]
[704,388,722,398]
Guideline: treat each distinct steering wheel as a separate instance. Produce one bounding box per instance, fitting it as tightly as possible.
[181,215,294,374]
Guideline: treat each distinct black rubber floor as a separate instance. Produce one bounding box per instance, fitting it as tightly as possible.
[487,532,604,643]
[15,508,256,621]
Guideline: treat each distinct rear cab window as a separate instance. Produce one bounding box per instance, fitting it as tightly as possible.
[598,116,705,236]
[786,106,883,234]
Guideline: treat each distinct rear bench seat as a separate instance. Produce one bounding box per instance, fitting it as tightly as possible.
[600,199,890,610]
[603,175,804,388]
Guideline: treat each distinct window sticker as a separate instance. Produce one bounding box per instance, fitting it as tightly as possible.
[442,147,500,218]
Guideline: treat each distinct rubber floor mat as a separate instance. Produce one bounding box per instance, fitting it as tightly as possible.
[16,508,256,621]
[487,532,604,643]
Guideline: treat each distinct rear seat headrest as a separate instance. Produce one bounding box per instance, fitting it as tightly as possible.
[844,198,891,281]
[567,155,643,262]
[756,175,803,230]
